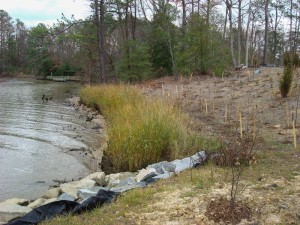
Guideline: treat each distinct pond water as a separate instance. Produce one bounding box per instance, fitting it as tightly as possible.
[0,79,100,201]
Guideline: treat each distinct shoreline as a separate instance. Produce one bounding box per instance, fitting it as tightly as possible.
[0,96,109,224]
[0,93,207,225]
[65,96,108,173]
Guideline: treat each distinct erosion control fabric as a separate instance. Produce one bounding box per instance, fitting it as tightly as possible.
[7,190,118,225]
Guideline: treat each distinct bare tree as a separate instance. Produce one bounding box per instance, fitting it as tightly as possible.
[289,0,293,51]
[237,0,242,66]
[94,0,106,82]
[225,0,237,67]
[263,0,269,65]
[269,0,284,64]
[245,0,252,67]
[182,0,187,33]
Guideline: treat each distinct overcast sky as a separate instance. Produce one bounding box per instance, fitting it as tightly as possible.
[0,0,91,27]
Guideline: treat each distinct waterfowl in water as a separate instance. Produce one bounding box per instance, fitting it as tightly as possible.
[42,94,53,103]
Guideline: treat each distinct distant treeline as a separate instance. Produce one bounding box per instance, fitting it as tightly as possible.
[0,0,299,82]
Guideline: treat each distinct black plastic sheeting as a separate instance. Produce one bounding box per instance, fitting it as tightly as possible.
[7,190,118,225]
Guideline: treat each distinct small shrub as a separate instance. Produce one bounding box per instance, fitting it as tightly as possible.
[212,137,256,167]
[280,62,293,98]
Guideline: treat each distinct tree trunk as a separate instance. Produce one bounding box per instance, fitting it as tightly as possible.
[191,0,194,14]
[263,0,269,65]
[139,0,149,21]
[227,0,236,67]
[125,1,131,70]
[182,0,186,34]
[131,0,137,40]
[293,9,299,52]
[125,1,129,42]
[95,0,106,83]
[237,0,242,66]
[296,11,300,53]
[245,1,252,67]
[223,7,228,39]
[251,25,257,67]
[206,0,211,27]
[273,3,278,64]
[289,0,293,52]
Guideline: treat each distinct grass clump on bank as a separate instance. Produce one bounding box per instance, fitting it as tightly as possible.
[80,85,215,172]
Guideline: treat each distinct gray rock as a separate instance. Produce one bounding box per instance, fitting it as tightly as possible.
[106,172,135,187]
[41,187,61,199]
[67,97,80,106]
[60,179,96,198]
[136,168,157,182]
[105,173,120,185]
[0,203,32,223]
[57,193,76,202]
[0,198,29,206]
[28,198,46,209]
[84,172,106,186]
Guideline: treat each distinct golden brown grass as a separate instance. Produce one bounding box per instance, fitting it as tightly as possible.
[80,85,217,172]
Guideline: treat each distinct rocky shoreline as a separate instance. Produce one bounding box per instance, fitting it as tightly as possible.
[65,96,108,172]
[0,151,207,224]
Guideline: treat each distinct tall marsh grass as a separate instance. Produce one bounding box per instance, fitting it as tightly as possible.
[80,85,211,172]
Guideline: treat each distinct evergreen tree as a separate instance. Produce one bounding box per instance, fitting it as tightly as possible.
[116,40,152,82]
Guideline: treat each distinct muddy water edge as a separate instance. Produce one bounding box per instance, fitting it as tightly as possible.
[0,78,104,201]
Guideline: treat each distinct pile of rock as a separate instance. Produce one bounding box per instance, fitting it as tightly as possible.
[0,151,206,224]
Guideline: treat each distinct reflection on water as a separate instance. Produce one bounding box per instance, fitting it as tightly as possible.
[0,79,99,201]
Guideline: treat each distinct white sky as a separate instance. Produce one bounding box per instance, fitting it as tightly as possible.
[0,0,92,27]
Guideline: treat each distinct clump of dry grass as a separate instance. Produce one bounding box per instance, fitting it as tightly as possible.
[80,85,208,172]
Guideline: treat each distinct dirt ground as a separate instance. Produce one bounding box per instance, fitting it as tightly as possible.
[132,67,300,225]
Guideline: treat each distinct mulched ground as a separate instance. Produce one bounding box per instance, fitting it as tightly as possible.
[205,198,252,224]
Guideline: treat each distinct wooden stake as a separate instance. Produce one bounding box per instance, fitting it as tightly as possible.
[253,115,256,141]
[239,112,243,139]
[293,120,297,148]
[224,103,228,122]
[162,84,164,96]
[189,72,193,82]
[212,99,215,116]
[285,101,290,127]
[236,105,240,122]
[205,98,208,115]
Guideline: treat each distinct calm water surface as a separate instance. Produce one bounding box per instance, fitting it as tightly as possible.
[0,79,99,201]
